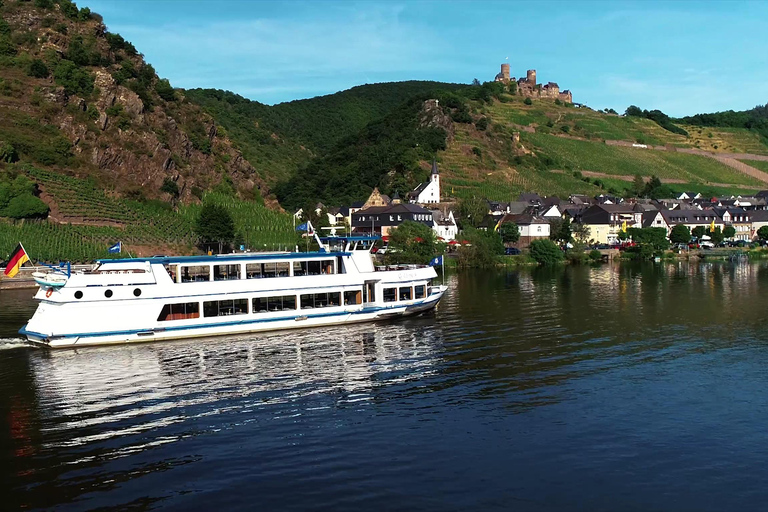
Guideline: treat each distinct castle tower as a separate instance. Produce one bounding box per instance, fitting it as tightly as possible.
[500,63,510,81]
[431,159,440,203]
[526,69,536,86]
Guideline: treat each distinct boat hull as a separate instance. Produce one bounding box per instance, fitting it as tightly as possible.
[22,286,447,348]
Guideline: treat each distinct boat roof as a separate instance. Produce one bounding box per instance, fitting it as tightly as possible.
[97,251,350,266]
[318,236,380,242]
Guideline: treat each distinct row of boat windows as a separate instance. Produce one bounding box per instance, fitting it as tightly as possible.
[156,285,427,321]
[169,260,337,283]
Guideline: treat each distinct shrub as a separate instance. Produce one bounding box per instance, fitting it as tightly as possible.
[588,249,602,262]
[28,58,49,78]
[160,177,180,198]
[0,141,18,163]
[475,117,488,131]
[471,146,482,157]
[3,194,49,219]
[560,125,570,133]
[54,59,94,95]
[529,239,563,265]
[155,78,176,101]
[524,97,533,105]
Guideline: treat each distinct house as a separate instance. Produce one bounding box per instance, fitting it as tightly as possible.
[659,209,724,236]
[678,192,702,200]
[642,210,666,229]
[518,192,543,205]
[714,207,751,241]
[576,204,644,245]
[432,210,459,241]
[498,213,550,248]
[409,160,441,204]
[351,203,434,236]
[749,210,768,239]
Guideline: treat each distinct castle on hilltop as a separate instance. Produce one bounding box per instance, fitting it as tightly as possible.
[494,63,572,103]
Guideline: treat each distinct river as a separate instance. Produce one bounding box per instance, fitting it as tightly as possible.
[2,261,768,510]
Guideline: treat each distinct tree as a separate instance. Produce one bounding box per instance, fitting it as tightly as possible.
[669,224,691,245]
[456,227,504,268]
[386,220,438,265]
[549,217,572,244]
[692,226,706,239]
[457,196,488,228]
[571,222,591,245]
[723,225,736,239]
[155,78,176,101]
[471,78,481,86]
[625,105,643,117]
[758,225,768,241]
[28,59,49,78]
[3,194,49,219]
[707,226,724,246]
[529,239,563,265]
[632,174,644,197]
[195,202,235,252]
[524,97,533,106]
[498,222,520,244]
[475,117,488,131]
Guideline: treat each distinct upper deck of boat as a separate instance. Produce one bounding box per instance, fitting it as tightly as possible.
[96,251,350,267]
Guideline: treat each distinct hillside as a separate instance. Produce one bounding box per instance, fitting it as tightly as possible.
[0,0,270,204]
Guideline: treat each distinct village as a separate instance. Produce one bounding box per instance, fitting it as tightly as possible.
[296,160,768,252]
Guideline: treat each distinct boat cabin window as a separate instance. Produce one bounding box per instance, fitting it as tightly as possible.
[214,264,240,281]
[182,265,210,282]
[383,288,397,302]
[322,260,335,274]
[248,262,290,278]
[399,287,413,301]
[414,285,426,299]
[203,298,249,317]
[300,292,341,309]
[157,302,200,321]
[164,265,179,282]
[253,295,297,313]
[344,290,362,305]
[293,261,307,276]
[307,261,322,276]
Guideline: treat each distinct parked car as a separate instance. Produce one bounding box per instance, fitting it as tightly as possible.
[699,241,715,249]
[504,247,521,255]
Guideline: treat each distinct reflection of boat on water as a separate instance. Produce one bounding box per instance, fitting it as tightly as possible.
[31,324,442,443]
[20,236,447,348]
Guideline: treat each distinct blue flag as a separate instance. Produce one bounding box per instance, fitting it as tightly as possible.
[296,222,308,231]
[108,242,121,254]
[429,255,443,266]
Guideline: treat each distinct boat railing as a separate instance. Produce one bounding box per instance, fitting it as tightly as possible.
[374,264,428,272]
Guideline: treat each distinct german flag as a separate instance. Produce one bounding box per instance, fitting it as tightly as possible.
[3,244,30,278]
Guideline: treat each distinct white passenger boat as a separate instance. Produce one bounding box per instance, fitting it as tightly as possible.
[20,236,447,348]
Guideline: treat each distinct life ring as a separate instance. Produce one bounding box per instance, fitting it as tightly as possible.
[45,288,53,298]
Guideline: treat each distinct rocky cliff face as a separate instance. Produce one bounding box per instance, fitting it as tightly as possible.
[0,1,271,206]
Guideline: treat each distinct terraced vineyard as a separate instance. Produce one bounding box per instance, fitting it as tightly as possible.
[0,169,297,263]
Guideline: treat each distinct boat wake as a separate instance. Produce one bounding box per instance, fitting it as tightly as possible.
[0,338,30,350]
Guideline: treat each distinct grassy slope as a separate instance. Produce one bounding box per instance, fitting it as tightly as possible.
[738,159,768,174]
[437,95,766,200]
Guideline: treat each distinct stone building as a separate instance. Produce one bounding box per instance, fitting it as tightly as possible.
[494,64,572,103]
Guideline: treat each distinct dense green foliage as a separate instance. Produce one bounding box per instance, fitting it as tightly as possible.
[692,226,706,239]
[529,239,564,265]
[195,202,235,249]
[706,226,724,246]
[678,103,768,142]
[275,96,450,209]
[498,222,520,244]
[456,196,489,228]
[455,227,504,268]
[723,225,736,239]
[625,227,670,259]
[0,174,48,219]
[385,220,438,265]
[549,217,572,244]
[757,226,768,241]
[669,224,691,245]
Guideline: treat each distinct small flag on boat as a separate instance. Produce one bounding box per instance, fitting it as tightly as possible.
[108,241,122,254]
[4,243,30,278]
[296,222,308,231]
[429,255,443,267]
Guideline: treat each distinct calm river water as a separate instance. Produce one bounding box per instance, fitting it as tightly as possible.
[2,261,768,510]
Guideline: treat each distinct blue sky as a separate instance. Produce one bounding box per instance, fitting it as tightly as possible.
[84,0,768,116]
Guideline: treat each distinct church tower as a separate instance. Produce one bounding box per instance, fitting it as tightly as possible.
[430,159,440,203]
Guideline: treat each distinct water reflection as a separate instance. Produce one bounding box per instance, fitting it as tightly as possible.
[3,261,768,510]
